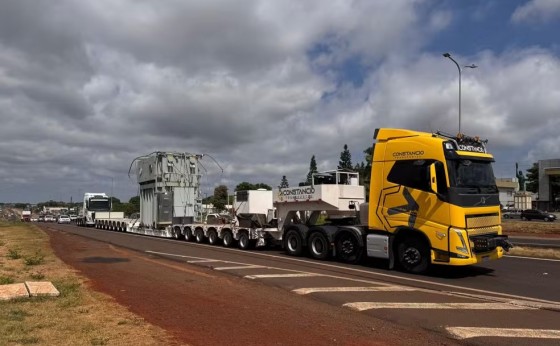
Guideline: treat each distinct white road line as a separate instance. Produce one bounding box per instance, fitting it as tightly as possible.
[343,302,536,311]
[146,250,209,261]
[505,255,560,262]
[245,273,323,280]
[187,260,222,263]
[446,327,560,340]
[293,286,417,295]
[214,265,265,271]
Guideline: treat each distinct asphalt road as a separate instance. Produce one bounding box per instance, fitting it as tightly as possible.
[43,223,560,345]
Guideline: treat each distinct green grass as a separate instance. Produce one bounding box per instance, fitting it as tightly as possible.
[7,248,21,260]
[24,251,45,266]
[0,275,15,284]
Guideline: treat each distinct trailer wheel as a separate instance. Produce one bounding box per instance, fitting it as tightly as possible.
[397,236,429,274]
[335,232,363,264]
[208,230,220,245]
[222,231,234,247]
[195,229,205,243]
[284,230,303,256]
[238,232,252,250]
[308,232,329,260]
[184,228,194,241]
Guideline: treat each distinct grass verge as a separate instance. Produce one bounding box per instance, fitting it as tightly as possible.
[0,221,176,345]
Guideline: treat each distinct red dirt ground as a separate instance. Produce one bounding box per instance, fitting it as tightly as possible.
[46,228,458,346]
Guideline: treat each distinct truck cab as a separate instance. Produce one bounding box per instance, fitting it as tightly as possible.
[367,128,511,272]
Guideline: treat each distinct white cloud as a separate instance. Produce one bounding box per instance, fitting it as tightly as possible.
[0,0,559,202]
[512,0,560,23]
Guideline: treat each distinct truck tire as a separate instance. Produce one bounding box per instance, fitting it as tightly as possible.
[335,231,363,264]
[308,232,329,260]
[222,231,234,247]
[284,230,303,256]
[195,229,205,243]
[238,232,252,250]
[208,230,220,245]
[397,237,429,274]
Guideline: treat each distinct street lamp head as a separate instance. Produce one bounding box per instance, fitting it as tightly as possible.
[443,52,451,58]
[464,64,478,69]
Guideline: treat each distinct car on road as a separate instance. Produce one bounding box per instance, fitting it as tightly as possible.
[57,215,71,224]
[38,215,45,222]
[69,214,78,221]
[520,209,557,222]
[44,215,55,222]
[502,209,522,219]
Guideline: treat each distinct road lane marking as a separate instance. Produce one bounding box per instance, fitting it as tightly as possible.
[145,250,560,308]
[214,265,266,271]
[446,327,560,340]
[293,286,417,295]
[245,273,323,279]
[343,302,536,311]
[187,260,222,263]
[504,255,560,262]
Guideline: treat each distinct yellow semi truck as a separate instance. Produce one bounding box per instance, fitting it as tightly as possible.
[276,128,511,273]
[362,128,511,272]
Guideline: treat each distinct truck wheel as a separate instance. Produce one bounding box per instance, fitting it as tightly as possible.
[397,237,429,274]
[335,232,362,264]
[284,230,303,256]
[308,232,329,260]
[184,228,194,241]
[222,231,234,247]
[195,229,205,243]
[238,232,252,250]
[208,230,220,245]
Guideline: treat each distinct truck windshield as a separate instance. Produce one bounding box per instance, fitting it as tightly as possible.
[447,159,498,194]
[88,199,111,211]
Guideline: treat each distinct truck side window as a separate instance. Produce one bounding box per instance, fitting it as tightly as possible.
[387,160,432,192]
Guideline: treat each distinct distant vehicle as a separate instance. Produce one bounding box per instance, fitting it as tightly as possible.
[21,210,31,222]
[521,209,557,222]
[44,215,55,222]
[30,218,38,222]
[69,214,78,221]
[38,216,45,222]
[57,215,71,224]
[502,210,522,219]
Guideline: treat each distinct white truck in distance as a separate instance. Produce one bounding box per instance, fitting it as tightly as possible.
[76,193,125,227]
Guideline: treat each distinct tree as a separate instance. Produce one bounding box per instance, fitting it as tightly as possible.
[213,185,229,211]
[279,175,289,188]
[235,182,272,191]
[525,163,539,193]
[128,196,140,212]
[305,155,318,184]
[338,144,353,170]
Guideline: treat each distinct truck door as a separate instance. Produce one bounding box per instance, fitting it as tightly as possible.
[379,159,451,257]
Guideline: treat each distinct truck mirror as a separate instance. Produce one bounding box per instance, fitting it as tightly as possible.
[429,163,438,194]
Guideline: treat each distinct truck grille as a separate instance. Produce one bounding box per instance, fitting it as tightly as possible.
[465,213,500,228]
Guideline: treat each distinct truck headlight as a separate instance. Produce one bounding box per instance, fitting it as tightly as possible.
[451,228,469,254]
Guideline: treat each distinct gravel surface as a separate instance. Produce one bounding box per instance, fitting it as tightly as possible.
[46,229,459,346]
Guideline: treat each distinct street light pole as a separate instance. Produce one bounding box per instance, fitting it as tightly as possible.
[443,52,477,134]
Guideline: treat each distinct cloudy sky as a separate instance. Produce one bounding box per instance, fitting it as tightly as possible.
[1,0,560,203]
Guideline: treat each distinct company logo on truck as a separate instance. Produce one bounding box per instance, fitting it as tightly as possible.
[392,151,424,159]
[277,187,315,202]
[457,144,485,153]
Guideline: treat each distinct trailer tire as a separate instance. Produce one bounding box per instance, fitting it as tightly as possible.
[195,229,205,243]
[184,228,194,241]
[335,231,363,264]
[208,230,220,245]
[308,232,329,260]
[238,232,252,250]
[284,229,303,256]
[222,231,234,247]
[397,236,429,274]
